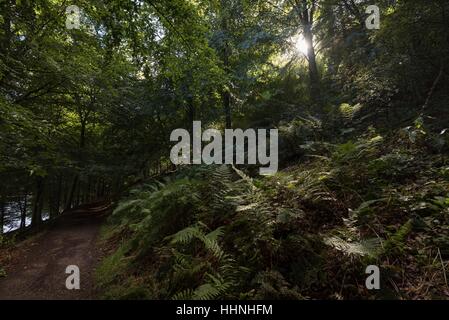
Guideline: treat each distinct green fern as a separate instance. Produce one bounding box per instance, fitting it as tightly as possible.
[172,273,233,300]
[324,236,382,258]
[168,223,225,260]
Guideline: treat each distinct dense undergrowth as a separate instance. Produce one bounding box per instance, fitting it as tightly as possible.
[97,115,449,300]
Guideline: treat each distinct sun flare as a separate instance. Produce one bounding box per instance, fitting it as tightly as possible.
[294,36,310,55]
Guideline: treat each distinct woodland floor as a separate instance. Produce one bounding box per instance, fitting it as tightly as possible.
[0,202,110,300]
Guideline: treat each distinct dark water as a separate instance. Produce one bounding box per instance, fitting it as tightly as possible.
[2,199,49,233]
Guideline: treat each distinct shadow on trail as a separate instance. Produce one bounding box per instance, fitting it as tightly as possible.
[0,201,111,300]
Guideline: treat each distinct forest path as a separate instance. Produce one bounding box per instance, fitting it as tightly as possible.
[0,202,110,300]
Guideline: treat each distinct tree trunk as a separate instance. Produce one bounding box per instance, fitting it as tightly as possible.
[223,90,232,129]
[20,194,27,230]
[303,24,321,105]
[0,196,5,235]
[188,97,196,134]
[31,177,44,227]
[55,173,62,215]
[220,1,232,129]
[49,177,56,219]
[295,0,321,107]
[80,119,86,149]
[0,0,12,86]
[75,179,81,207]
[62,177,68,210]
[65,175,78,210]
[86,176,91,202]
[49,174,62,219]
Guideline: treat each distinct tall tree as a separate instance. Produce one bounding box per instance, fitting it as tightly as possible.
[290,0,321,103]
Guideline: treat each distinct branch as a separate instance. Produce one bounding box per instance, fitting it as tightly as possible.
[421,63,444,113]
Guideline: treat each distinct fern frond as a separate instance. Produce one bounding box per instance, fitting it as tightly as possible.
[324,236,382,257]
[168,225,204,245]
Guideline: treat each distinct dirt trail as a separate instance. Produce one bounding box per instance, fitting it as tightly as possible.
[0,202,110,300]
